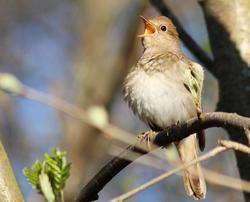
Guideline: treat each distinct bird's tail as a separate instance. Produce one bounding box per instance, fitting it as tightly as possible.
[176,134,206,200]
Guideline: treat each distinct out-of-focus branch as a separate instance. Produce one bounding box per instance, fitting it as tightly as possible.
[22,86,137,146]
[202,168,250,194]
[150,0,215,76]
[0,140,24,201]
[111,140,250,202]
[75,112,250,201]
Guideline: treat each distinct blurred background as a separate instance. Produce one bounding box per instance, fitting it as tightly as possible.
[0,0,244,201]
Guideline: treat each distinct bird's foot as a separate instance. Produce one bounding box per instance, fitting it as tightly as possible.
[138,130,157,151]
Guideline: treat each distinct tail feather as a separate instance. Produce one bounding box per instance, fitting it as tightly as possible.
[176,134,206,200]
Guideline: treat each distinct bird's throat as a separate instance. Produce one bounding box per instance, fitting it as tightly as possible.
[142,38,182,57]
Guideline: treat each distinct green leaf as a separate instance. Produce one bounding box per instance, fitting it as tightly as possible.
[39,173,55,202]
[23,148,71,202]
[23,168,40,189]
[32,160,42,173]
[44,149,71,197]
[23,160,43,190]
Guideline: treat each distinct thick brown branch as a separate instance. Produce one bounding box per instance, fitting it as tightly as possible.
[75,112,250,202]
[149,0,215,76]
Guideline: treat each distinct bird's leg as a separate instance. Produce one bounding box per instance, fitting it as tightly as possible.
[195,104,206,151]
[196,103,203,120]
[138,130,157,151]
[197,108,202,119]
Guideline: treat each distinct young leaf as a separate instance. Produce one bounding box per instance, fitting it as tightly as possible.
[23,160,42,190]
[44,148,71,197]
[23,148,71,202]
[39,173,55,202]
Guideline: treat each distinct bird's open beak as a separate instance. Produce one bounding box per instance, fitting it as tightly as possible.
[137,16,157,38]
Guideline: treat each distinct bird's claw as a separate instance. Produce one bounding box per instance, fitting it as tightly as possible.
[138,130,157,151]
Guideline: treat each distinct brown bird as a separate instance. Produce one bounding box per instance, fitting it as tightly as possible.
[123,16,206,199]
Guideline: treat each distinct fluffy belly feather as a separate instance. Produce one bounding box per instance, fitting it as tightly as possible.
[124,70,196,129]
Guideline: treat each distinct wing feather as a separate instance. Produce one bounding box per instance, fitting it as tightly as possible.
[184,62,205,151]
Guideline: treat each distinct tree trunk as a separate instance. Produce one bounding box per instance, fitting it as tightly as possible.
[201,1,250,201]
[0,141,24,202]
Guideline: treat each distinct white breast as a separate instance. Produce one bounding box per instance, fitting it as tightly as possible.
[125,69,196,129]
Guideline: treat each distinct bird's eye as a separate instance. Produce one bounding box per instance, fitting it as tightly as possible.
[160,25,167,32]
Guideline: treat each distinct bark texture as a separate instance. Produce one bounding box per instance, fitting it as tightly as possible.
[0,141,24,202]
[201,1,250,201]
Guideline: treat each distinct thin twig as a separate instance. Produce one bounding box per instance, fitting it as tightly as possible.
[203,168,250,193]
[111,140,250,202]
[111,144,250,200]
[219,139,250,155]
[150,0,215,76]
[111,142,250,195]
[111,146,226,201]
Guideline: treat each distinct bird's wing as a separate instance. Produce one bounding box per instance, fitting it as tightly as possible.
[184,62,204,107]
[184,62,205,151]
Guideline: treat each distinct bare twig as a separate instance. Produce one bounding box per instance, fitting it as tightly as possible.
[219,139,250,155]
[149,0,216,76]
[112,151,250,195]
[203,168,250,193]
[111,146,225,202]
[111,140,250,202]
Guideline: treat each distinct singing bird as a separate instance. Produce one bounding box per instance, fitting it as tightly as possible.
[123,16,206,199]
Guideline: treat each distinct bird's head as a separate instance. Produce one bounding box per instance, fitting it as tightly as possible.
[138,16,180,54]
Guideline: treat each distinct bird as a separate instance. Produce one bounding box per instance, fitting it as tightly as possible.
[123,16,206,199]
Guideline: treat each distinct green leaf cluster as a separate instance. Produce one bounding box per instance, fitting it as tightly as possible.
[23,148,71,202]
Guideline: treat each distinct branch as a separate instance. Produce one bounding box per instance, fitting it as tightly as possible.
[111,140,250,202]
[202,168,250,194]
[149,0,216,76]
[75,112,250,201]
[0,73,144,148]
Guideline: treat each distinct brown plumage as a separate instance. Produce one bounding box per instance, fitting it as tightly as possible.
[123,16,206,199]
